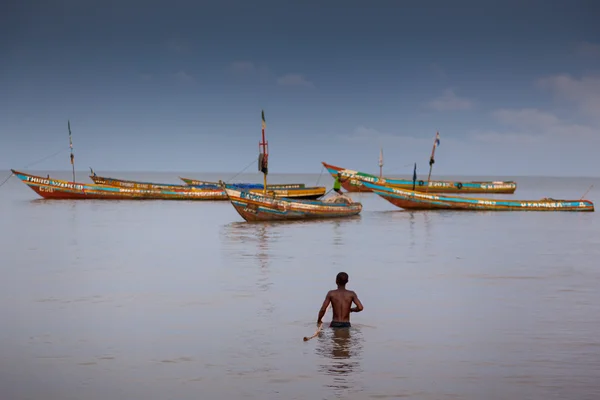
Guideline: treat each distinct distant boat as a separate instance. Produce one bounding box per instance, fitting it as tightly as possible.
[363,181,594,212]
[322,162,517,194]
[11,169,228,200]
[222,110,363,222]
[179,177,306,190]
[90,172,325,200]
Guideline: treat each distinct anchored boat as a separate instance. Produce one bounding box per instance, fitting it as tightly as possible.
[363,181,594,212]
[223,110,363,222]
[179,177,305,190]
[11,169,228,200]
[90,171,325,200]
[323,162,517,194]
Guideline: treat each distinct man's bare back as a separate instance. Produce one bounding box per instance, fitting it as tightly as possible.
[317,272,363,328]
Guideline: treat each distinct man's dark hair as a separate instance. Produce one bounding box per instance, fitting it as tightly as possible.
[336,272,349,286]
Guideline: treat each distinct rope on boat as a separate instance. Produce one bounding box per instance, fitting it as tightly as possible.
[22,147,70,169]
[0,146,69,191]
[315,164,325,186]
[225,156,259,183]
[0,172,13,189]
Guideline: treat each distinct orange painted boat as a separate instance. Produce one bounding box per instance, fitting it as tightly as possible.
[323,162,517,194]
[11,169,227,200]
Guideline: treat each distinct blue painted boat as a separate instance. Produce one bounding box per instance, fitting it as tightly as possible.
[363,181,594,212]
[222,184,362,221]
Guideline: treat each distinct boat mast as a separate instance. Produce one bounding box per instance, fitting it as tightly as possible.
[378,147,384,178]
[68,120,75,182]
[425,131,440,193]
[259,110,269,194]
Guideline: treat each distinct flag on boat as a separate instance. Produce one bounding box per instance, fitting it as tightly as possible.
[68,120,74,165]
[68,120,73,149]
[378,147,384,167]
[429,131,440,166]
[413,163,417,182]
[261,110,266,130]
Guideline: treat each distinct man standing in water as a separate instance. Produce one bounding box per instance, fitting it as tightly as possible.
[317,272,364,328]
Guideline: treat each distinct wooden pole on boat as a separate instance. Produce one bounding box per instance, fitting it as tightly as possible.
[412,162,417,190]
[68,120,75,182]
[259,110,268,195]
[425,131,440,193]
[378,147,384,178]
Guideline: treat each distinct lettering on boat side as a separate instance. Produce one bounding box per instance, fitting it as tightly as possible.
[26,176,84,190]
[478,200,496,206]
[428,182,451,187]
[358,175,377,183]
[481,183,516,189]
[519,202,564,208]
[406,191,439,200]
[40,186,54,193]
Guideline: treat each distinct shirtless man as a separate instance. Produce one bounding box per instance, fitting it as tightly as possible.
[317,272,364,328]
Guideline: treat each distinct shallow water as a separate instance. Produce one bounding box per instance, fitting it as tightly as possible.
[1,170,599,399]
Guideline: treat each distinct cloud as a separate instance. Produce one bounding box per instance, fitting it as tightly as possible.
[470,108,598,144]
[226,61,271,81]
[575,41,600,58]
[426,89,473,111]
[173,70,194,83]
[276,73,314,88]
[166,39,191,53]
[228,61,257,74]
[536,74,600,118]
[429,63,447,79]
[340,126,432,147]
[470,131,541,145]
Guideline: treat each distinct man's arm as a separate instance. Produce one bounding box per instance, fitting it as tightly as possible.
[350,291,364,313]
[317,291,331,324]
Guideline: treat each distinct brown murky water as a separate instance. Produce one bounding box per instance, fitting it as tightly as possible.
[1,171,599,399]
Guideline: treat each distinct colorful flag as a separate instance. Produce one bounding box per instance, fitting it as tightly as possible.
[261,110,266,130]
[68,120,73,149]
[430,131,440,166]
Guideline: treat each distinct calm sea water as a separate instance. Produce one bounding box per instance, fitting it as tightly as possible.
[1,169,599,400]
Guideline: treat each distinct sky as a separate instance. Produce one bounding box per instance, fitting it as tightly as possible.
[1,0,600,177]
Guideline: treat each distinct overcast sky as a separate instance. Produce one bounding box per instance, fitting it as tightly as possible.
[2,0,600,176]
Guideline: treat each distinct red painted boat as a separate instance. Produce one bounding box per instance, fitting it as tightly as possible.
[11,169,227,200]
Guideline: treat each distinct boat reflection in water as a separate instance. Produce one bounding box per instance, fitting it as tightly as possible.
[315,326,365,396]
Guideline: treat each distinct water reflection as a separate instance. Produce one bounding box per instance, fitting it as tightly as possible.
[220,222,275,321]
[315,326,364,397]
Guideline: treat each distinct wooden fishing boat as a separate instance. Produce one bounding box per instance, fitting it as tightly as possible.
[222,184,362,221]
[11,169,228,200]
[323,162,518,194]
[90,172,326,200]
[223,110,363,222]
[179,176,305,190]
[363,181,594,212]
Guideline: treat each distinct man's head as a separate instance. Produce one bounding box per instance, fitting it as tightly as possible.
[337,172,341,178]
[336,272,349,286]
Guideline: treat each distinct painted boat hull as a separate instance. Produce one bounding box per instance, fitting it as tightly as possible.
[90,174,326,200]
[363,182,594,212]
[12,170,227,200]
[322,162,518,194]
[179,177,305,190]
[222,185,363,222]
